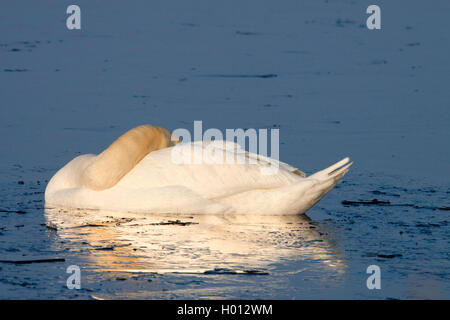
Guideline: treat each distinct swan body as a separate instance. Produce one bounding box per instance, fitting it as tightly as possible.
[45,126,352,215]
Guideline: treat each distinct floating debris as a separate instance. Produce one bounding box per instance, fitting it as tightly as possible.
[204,268,237,275]
[0,258,65,264]
[342,199,390,206]
[67,224,105,229]
[200,74,277,79]
[243,270,269,275]
[377,254,402,259]
[0,208,26,214]
[416,222,447,227]
[204,268,269,275]
[342,199,448,211]
[94,246,115,251]
[150,220,198,226]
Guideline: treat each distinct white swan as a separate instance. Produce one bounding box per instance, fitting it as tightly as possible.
[45,125,352,215]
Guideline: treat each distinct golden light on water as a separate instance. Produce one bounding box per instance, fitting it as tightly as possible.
[45,208,346,276]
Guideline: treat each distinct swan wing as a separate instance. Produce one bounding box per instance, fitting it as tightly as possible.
[115,141,303,199]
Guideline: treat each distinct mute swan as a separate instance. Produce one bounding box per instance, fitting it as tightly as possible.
[45,125,352,215]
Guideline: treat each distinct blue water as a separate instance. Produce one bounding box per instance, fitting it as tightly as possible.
[0,0,449,299]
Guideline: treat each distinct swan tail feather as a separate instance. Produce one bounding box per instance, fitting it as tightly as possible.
[308,157,352,180]
[293,158,352,213]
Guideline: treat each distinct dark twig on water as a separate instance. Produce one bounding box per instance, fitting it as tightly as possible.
[0,258,65,264]
[0,208,26,214]
[67,224,105,229]
[377,254,403,259]
[150,220,198,226]
[342,199,449,211]
[342,199,390,206]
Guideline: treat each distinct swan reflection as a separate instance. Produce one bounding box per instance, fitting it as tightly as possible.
[45,208,346,275]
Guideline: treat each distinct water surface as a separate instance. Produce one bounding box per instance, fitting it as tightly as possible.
[0,0,448,299]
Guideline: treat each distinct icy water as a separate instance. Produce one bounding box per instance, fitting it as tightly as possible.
[0,1,449,299]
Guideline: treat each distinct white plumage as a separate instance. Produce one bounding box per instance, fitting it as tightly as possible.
[45,128,352,215]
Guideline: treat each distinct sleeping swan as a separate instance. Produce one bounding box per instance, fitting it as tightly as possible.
[45,125,352,215]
